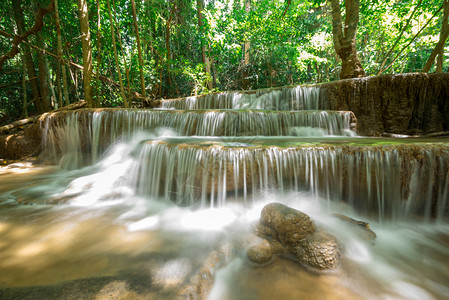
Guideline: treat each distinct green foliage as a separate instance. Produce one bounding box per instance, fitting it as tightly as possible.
[0,0,447,124]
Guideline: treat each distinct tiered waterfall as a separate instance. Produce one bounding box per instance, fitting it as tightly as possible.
[41,86,449,221]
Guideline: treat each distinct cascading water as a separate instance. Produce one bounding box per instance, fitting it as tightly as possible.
[1,85,448,299]
[40,108,356,168]
[128,140,449,221]
[160,86,326,110]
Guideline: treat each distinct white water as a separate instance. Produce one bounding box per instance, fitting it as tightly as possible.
[160,86,325,110]
[40,109,355,168]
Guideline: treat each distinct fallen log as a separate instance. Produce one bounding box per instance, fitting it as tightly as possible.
[424,131,449,137]
[0,100,87,135]
[0,116,39,135]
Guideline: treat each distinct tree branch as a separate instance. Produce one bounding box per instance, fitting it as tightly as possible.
[0,29,12,38]
[3,38,142,100]
[281,0,292,19]
[0,76,37,89]
[423,0,449,72]
[0,1,54,70]
[378,4,444,74]
[377,0,424,75]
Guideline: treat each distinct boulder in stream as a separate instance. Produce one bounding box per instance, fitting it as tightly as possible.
[247,238,272,264]
[253,202,340,270]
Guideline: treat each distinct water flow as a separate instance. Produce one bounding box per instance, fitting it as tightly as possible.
[160,86,325,110]
[129,141,449,221]
[40,109,356,168]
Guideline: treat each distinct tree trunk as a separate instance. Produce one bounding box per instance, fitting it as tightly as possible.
[45,52,57,108]
[55,62,63,108]
[166,1,176,91]
[54,0,70,106]
[436,47,444,73]
[10,0,48,113]
[131,0,146,98]
[329,0,365,79]
[423,0,449,73]
[77,0,94,107]
[106,0,128,107]
[95,0,102,107]
[243,0,251,89]
[244,0,251,66]
[112,0,131,102]
[211,56,217,87]
[197,0,213,90]
[70,67,81,102]
[21,53,28,118]
[35,32,52,110]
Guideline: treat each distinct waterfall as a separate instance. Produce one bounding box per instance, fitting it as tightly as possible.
[160,86,326,110]
[4,81,449,300]
[40,108,356,167]
[129,141,449,221]
[38,85,449,221]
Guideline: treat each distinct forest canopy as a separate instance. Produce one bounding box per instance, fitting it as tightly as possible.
[0,0,447,125]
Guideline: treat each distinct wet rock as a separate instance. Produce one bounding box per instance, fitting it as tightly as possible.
[256,202,340,270]
[95,280,142,300]
[0,131,40,160]
[247,238,272,264]
[322,73,449,136]
[260,202,316,244]
[333,213,377,241]
[178,243,233,300]
[150,99,162,108]
[296,230,340,270]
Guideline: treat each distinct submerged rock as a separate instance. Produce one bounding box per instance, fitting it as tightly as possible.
[333,213,377,241]
[178,243,233,300]
[255,202,340,270]
[247,238,272,264]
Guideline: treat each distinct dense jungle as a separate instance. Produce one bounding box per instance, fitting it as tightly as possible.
[0,0,447,125]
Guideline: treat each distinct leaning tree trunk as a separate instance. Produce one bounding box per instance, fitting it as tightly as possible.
[329,0,365,79]
[77,0,95,108]
[436,46,444,73]
[376,0,423,75]
[423,0,449,73]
